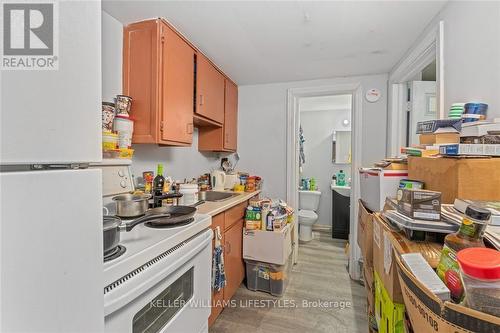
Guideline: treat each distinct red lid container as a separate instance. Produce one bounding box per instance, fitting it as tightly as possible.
[457,248,500,280]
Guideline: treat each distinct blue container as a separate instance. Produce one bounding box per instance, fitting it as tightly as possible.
[462,102,488,123]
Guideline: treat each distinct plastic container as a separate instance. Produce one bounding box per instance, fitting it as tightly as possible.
[178,184,198,206]
[113,115,134,148]
[457,247,500,317]
[245,257,290,296]
[102,131,118,150]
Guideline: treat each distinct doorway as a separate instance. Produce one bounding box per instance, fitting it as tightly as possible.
[298,94,353,240]
[286,83,363,280]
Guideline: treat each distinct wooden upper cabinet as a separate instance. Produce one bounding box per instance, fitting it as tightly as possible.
[123,19,194,146]
[224,80,238,151]
[196,53,225,124]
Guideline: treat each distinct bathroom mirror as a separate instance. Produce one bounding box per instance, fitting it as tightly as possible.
[332,130,351,164]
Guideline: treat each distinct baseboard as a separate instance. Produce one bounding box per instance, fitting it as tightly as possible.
[312,224,331,232]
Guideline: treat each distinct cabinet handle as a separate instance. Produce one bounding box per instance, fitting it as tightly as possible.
[225,242,231,254]
[199,94,204,106]
[187,123,193,134]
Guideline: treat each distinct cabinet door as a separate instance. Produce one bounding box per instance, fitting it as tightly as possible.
[159,22,194,145]
[196,54,225,124]
[223,219,245,302]
[209,214,225,326]
[224,80,238,151]
[123,20,160,144]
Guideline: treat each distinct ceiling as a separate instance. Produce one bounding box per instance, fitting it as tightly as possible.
[299,94,351,112]
[103,1,447,85]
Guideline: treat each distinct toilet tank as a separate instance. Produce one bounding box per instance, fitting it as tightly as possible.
[299,190,321,211]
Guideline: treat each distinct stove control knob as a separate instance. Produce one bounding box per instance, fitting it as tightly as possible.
[118,170,125,177]
[120,180,127,188]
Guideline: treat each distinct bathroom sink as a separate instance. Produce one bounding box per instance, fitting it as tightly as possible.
[204,191,240,202]
[331,185,351,197]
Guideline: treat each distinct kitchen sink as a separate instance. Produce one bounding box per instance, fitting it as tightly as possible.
[204,191,240,202]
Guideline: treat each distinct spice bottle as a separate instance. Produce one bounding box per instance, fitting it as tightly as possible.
[436,206,491,302]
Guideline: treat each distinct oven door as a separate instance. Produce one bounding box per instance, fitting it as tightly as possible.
[104,229,212,333]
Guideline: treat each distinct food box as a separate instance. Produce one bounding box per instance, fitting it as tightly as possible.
[374,271,405,333]
[359,168,409,212]
[408,156,500,203]
[245,220,261,230]
[357,200,374,268]
[419,132,460,145]
[243,223,292,265]
[395,254,500,333]
[396,188,441,221]
[439,143,500,156]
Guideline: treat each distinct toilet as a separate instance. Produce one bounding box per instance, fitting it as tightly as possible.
[298,190,321,242]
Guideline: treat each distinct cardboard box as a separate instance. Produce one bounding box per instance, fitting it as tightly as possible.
[357,200,374,268]
[408,156,500,203]
[374,271,405,333]
[372,214,443,304]
[372,214,404,303]
[395,254,500,333]
[396,188,441,221]
[243,223,292,265]
[419,132,460,145]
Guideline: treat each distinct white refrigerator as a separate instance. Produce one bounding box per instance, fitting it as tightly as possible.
[0,1,104,331]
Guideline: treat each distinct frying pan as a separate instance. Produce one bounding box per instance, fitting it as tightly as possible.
[120,205,198,232]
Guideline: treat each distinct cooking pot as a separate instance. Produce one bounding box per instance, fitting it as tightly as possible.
[112,193,151,218]
[103,215,122,255]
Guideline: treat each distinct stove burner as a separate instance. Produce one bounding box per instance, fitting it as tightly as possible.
[104,245,126,262]
[145,218,195,229]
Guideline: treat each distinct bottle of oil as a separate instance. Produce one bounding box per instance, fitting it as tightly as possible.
[436,206,491,302]
[153,164,165,208]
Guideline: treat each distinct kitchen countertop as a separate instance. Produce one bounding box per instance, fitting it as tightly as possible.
[196,190,261,216]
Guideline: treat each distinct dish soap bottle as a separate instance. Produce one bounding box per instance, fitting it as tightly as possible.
[337,170,346,186]
[436,206,491,303]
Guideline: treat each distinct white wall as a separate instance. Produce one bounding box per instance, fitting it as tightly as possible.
[300,109,351,226]
[238,73,388,200]
[101,11,223,183]
[399,1,500,119]
[102,11,123,102]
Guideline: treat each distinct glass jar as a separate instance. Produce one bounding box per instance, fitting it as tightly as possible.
[437,205,491,302]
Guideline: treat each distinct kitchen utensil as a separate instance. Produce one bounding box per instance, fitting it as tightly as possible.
[115,95,132,117]
[121,205,197,231]
[102,102,116,131]
[211,170,226,191]
[103,215,122,255]
[112,193,152,218]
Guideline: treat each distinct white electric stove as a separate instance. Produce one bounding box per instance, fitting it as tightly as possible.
[95,160,212,333]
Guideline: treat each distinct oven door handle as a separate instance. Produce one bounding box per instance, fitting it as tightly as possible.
[104,229,213,316]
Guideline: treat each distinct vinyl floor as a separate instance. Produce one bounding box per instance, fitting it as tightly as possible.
[210,230,368,333]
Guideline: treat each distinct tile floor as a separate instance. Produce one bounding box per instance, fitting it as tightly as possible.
[210,230,368,333]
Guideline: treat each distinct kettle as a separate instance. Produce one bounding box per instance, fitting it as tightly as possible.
[211,170,226,191]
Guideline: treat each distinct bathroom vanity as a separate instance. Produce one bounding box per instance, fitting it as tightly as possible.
[331,185,350,240]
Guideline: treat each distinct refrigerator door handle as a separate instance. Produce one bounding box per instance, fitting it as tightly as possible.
[31,163,90,170]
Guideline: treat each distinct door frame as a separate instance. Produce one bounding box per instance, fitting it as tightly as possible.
[286,83,363,280]
[387,21,444,156]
